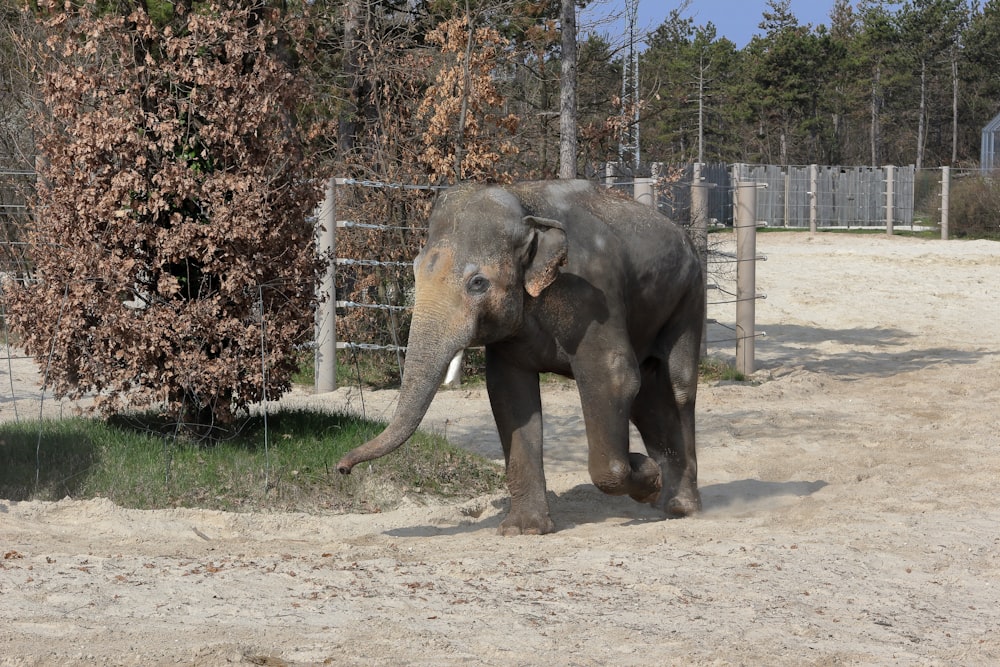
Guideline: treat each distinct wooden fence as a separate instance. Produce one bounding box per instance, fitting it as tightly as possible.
[739,163,916,229]
[603,162,920,230]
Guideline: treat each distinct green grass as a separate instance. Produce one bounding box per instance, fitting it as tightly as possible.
[0,409,504,513]
[700,356,748,382]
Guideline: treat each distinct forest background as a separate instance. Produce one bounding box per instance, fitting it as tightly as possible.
[0,0,997,425]
[5,0,1000,181]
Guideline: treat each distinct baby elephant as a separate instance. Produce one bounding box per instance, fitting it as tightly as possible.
[338,180,704,535]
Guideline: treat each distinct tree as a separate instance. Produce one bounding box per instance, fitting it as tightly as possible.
[574,32,622,168]
[826,0,865,162]
[855,0,901,164]
[962,0,1000,163]
[899,0,968,168]
[641,15,739,163]
[0,4,40,276]
[640,9,697,161]
[9,0,324,427]
[416,15,520,182]
[742,0,828,164]
[559,0,578,178]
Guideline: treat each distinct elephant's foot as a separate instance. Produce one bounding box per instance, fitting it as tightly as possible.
[625,453,664,503]
[591,453,663,504]
[498,508,556,536]
[652,484,702,518]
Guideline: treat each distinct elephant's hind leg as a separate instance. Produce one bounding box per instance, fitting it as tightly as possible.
[631,345,701,517]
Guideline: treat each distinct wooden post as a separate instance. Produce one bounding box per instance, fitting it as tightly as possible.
[604,162,616,189]
[809,164,818,234]
[885,165,895,235]
[315,179,337,393]
[940,166,951,240]
[651,162,661,210]
[735,181,757,377]
[783,169,791,227]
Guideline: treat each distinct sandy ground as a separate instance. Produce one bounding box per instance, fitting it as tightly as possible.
[2,231,999,666]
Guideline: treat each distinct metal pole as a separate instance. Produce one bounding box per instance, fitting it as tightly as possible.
[809,164,818,234]
[735,181,757,377]
[940,166,951,241]
[691,163,709,357]
[315,179,337,393]
[885,165,895,236]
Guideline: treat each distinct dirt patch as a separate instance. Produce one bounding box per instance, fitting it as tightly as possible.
[2,232,999,665]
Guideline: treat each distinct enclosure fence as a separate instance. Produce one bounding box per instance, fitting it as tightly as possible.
[606,162,994,240]
[0,161,993,413]
[313,174,766,393]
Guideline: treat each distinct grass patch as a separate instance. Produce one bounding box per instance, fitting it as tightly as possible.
[700,356,748,382]
[0,409,504,513]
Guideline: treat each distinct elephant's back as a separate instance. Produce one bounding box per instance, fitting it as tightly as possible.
[510,179,701,287]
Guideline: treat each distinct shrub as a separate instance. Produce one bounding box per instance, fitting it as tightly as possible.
[7,1,324,426]
[948,173,1000,240]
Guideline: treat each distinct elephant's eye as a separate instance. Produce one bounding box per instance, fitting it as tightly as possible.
[467,274,491,295]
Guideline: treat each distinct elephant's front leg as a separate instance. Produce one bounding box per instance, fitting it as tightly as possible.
[576,349,663,503]
[486,349,554,535]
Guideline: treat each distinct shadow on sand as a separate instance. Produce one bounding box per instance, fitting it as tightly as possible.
[744,323,983,379]
[384,477,829,537]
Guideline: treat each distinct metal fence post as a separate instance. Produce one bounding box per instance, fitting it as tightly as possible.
[885,165,895,235]
[315,179,337,393]
[735,181,757,377]
[940,166,951,241]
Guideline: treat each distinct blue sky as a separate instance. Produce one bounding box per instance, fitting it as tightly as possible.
[583,1,841,49]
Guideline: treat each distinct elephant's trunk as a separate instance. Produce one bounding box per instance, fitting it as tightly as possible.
[336,301,470,475]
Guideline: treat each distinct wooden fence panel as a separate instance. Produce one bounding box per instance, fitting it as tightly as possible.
[732,163,915,228]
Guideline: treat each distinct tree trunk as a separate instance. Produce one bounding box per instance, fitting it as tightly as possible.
[559,0,577,179]
[870,63,881,166]
[697,53,706,164]
[454,13,476,181]
[951,53,959,167]
[916,58,926,170]
[338,0,362,156]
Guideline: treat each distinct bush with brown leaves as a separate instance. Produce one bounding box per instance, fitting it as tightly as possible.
[8,1,324,427]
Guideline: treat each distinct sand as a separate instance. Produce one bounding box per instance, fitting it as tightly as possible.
[1,231,999,666]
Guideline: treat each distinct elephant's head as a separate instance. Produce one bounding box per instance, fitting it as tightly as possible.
[337,185,567,473]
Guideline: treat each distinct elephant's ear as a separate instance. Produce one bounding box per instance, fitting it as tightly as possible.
[522,215,568,297]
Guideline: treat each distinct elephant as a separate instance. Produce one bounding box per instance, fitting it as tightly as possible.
[337,179,705,535]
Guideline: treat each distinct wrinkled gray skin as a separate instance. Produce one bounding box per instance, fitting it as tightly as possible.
[338,180,704,535]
